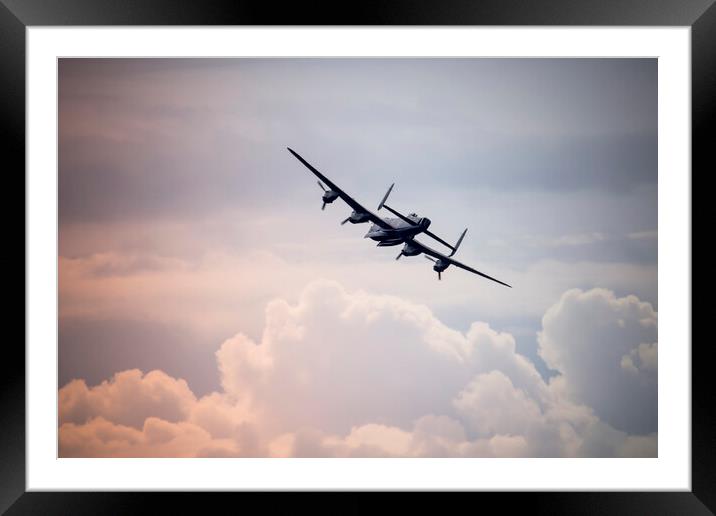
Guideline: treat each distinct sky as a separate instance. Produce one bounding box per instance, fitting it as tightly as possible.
[58,58,657,457]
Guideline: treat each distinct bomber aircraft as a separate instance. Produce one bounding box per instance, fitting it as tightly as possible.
[287,147,511,287]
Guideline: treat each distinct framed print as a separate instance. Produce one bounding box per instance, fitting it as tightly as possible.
[6,0,709,512]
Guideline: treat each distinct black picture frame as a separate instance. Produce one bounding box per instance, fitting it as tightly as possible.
[5,0,709,512]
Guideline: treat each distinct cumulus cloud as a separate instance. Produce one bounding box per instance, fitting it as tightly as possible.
[59,416,250,458]
[59,369,197,428]
[454,371,542,437]
[538,288,657,434]
[59,369,259,457]
[59,280,657,457]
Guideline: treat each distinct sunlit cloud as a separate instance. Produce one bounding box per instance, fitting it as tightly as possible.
[59,281,657,457]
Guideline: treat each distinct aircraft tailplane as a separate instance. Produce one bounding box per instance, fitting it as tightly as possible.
[377,183,395,210]
[449,228,468,257]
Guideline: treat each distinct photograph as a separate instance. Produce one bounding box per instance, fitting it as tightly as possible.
[57,57,659,459]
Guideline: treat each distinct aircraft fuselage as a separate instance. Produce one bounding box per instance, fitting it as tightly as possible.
[364,215,431,246]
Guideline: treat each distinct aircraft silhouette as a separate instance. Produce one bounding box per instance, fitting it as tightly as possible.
[287,147,511,287]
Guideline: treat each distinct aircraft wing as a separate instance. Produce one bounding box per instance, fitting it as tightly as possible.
[287,147,394,230]
[409,238,512,288]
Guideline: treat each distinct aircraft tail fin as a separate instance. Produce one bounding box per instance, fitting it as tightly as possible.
[377,183,395,210]
[449,228,468,257]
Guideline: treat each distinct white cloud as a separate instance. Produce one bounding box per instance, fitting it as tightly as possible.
[538,288,657,434]
[454,371,542,437]
[59,280,657,457]
[215,280,553,437]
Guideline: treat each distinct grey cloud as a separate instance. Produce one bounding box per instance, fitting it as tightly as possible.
[59,58,656,224]
[59,317,223,396]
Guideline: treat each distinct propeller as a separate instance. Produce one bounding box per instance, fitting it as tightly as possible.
[318,181,327,210]
[341,217,351,225]
[396,251,403,260]
[424,255,441,280]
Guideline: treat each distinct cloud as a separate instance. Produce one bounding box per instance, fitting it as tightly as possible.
[59,369,259,457]
[59,369,197,428]
[214,280,556,437]
[454,371,542,437]
[58,59,656,224]
[59,416,246,458]
[59,280,657,457]
[538,288,657,434]
[59,246,657,350]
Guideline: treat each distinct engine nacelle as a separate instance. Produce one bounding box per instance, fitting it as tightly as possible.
[322,191,339,204]
[420,217,432,229]
[348,210,370,224]
[432,259,449,273]
[401,242,422,257]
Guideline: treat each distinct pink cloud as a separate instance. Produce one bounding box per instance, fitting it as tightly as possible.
[60,369,197,428]
[59,281,657,458]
